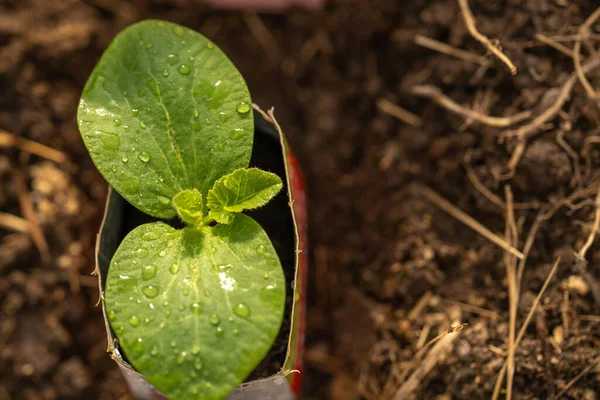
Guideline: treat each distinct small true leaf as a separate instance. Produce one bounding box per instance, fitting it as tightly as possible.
[78,20,254,219]
[207,168,282,224]
[105,217,285,400]
[173,189,203,226]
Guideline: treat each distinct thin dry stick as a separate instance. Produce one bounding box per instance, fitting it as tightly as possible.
[391,323,467,400]
[491,257,562,400]
[504,186,518,400]
[0,212,30,233]
[463,151,540,210]
[411,85,531,127]
[376,98,423,127]
[414,34,491,67]
[457,0,517,75]
[556,130,582,187]
[505,57,600,139]
[576,184,600,260]
[242,13,282,61]
[553,358,600,399]
[414,184,525,259]
[574,7,600,98]
[0,129,67,163]
[14,171,50,263]
[516,212,544,293]
[534,34,575,58]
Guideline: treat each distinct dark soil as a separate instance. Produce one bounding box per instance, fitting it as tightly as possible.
[1,0,600,399]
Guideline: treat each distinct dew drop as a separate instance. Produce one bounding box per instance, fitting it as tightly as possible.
[263,272,270,279]
[178,65,191,75]
[170,340,177,348]
[141,264,158,280]
[191,121,202,132]
[256,245,265,254]
[142,231,160,241]
[193,110,199,117]
[131,108,139,117]
[150,346,159,356]
[162,69,169,77]
[173,25,184,37]
[135,247,149,258]
[111,166,117,173]
[183,288,190,296]
[164,310,171,317]
[206,42,214,49]
[178,305,185,311]
[128,315,140,327]
[139,121,147,128]
[169,263,180,275]
[204,290,211,297]
[114,118,122,127]
[209,314,220,325]
[114,326,124,334]
[138,152,150,162]
[190,302,203,315]
[158,249,167,257]
[236,102,251,114]
[142,285,159,298]
[188,55,195,61]
[177,351,187,364]
[158,196,170,206]
[218,112,228,122]
[145,42,153,49]
[107,310,117,321]
[233,329,239,335]
[194,358,202,370]
[216,327,224,337]
[229,128,248,140]
[121,155,128,163]
[163,300,169,306]
[191,345,200,355]
[167,53,179,65]
[233,303,250,318]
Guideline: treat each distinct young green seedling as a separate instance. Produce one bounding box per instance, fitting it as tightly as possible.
[77,20,286,400]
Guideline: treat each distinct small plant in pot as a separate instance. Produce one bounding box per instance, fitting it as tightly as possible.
[78,20,306,400]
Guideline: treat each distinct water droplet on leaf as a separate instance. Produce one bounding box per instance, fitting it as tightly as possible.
[108,310,117,321]
[142,285,159,298]
[233,303,250,318]
[236,102,251,114]
[141,264,158,280]
[178,65,191,75]
[138,152,150,162]
[169,263,180,275]
[128,315,140,327]
[210,314,220,325]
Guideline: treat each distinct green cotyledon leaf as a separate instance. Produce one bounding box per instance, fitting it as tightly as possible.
[207,168,283,224]
[104,215,285,400]
[77,20,254,219]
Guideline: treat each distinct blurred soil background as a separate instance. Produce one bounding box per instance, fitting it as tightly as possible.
[0,0,599,399]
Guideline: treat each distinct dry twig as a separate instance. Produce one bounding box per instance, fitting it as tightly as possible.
[0,212,30,233]
[414,184,525,259]
[534,34,575,58]
[573,7,600,98]
[414,34,491,67]
[0,129,67,163]
[411,85,531,127]
[553,358,600,399]
[505,57,600,139]
[492,258,561,400]
[376,98,422,127]
[391,322,467,399]
[503,186,518,400]
[14,170,50,263]
[457,0,517,75]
